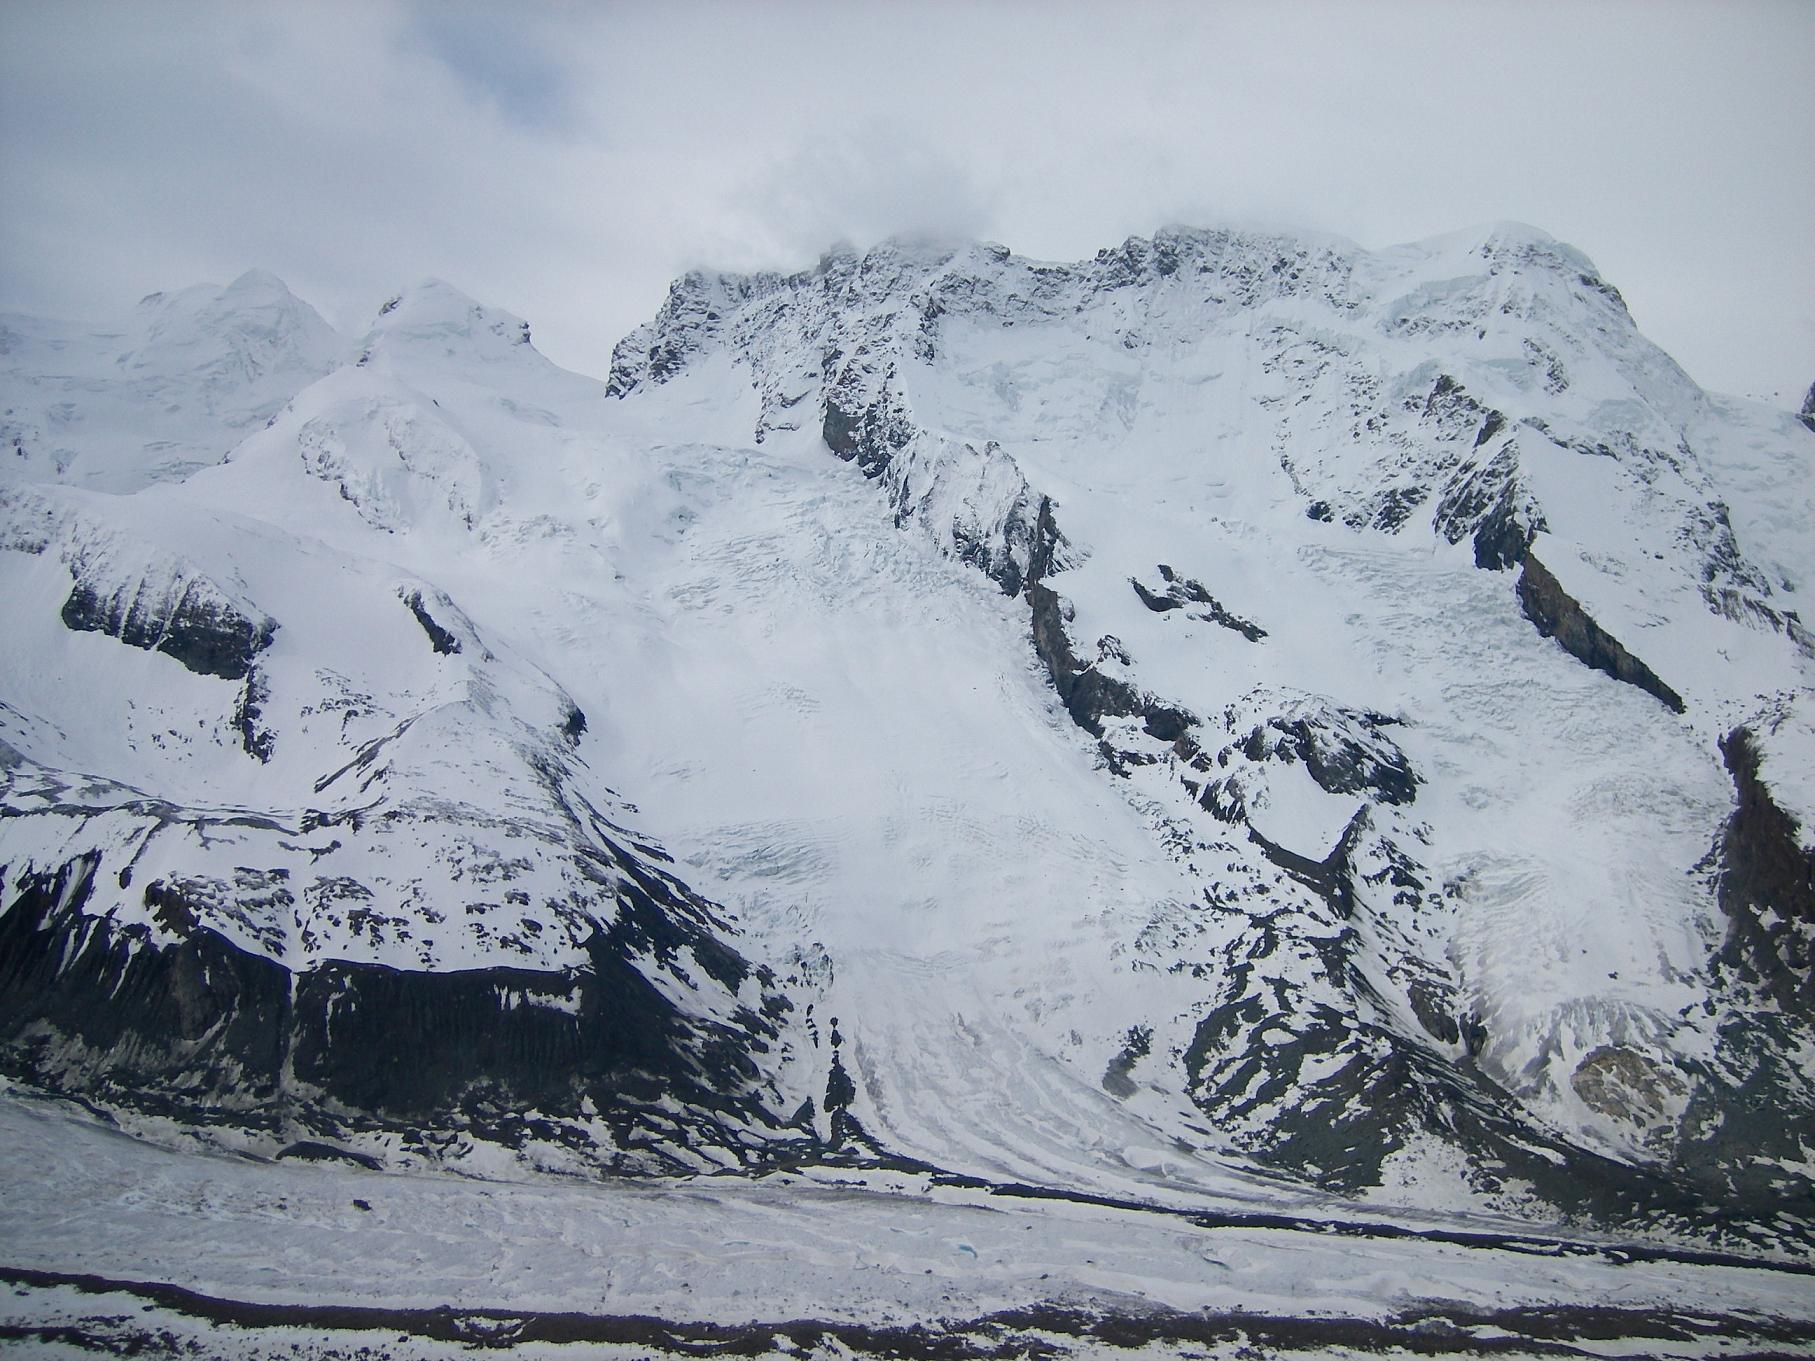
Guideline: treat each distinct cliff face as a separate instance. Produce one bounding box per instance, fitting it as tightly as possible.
[1516,553,1684,712]
[1717,726,1815,1012]
[0,845,815,1173]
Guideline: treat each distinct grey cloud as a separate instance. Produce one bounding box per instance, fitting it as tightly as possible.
[400,1,578,132]
[722,127,999,264]
[1,0,1809,402]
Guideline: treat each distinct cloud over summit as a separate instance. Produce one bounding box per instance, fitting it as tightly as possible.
[1,0,1809,402]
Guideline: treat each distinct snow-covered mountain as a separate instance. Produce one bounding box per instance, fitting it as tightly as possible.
[1,269,344,491]
[2,226,1812,1262]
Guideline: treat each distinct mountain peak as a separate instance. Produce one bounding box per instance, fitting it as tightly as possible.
[135,268,310,320]
[1392,220,1609,292]
[131,269,340,357]
[221,266,297,298]
[0,272,342,490]
[361,278,534,361]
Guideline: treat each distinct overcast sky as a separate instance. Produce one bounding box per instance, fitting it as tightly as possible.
[2,1,1810,402]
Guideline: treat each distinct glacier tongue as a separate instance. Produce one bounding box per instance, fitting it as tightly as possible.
[1,226,1813,1251]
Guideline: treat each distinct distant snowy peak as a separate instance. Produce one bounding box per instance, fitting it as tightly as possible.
[131,267,342,367]
[609,221,1630,394]
[359,278,535,366]
[604,221,1674,498]
[608,223,1801,696]
[0,268,573,504]
[229,365,501,534]
[2,270,344,491]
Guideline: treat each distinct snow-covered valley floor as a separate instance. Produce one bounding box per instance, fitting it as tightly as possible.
[2,1089,1811,1359]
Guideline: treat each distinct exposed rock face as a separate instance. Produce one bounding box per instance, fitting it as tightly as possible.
[1182,983,1665,1216]
[1131,566,1267,641]
[0,847,812,1173]
[1799,380,1814,434]
[821,386,907,481]
[231,669,275,761]
[1030,581,1161,740]
[0,854,291,1117]
[61,573,276,681]
[1717,726,1815,1012]
[1023,506,1194,745]
[1233,710,1418,806]
[402,589,460,655]
[1516,553,1685,712]
[1571,1044,1688,1137]
[1652,722,1815,1221]
[1432,444,1545,570]
[823,378,1042,599]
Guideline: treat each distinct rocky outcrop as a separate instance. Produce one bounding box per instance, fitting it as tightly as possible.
[0,855,292,1123]
[1716,726,1814,1013]
[605,269,786,398]
[0,849,813,1173]
[1023,505,1193,745]
[1233,709,1418,806]
[402,589,460,655]
[1516,554,1684,712]
[232,669,275,762]
[1178,924,1675,1220]
[819,365,1043,598]
[1432,446,1545,571]
[61,573,276,681]
[1130,566,1267,641]
[1645,724,1815,1217]
[821,381,911,482]
[1029,581,1190,741]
